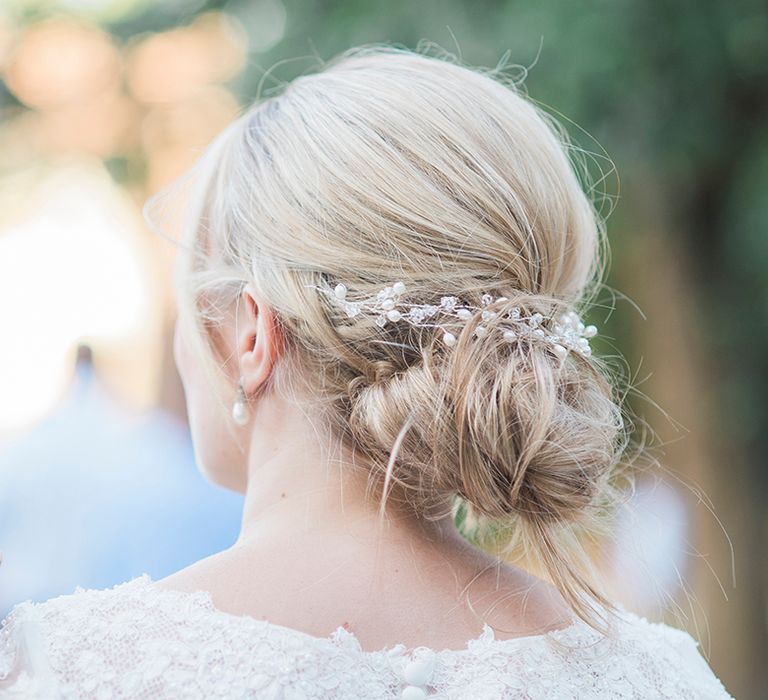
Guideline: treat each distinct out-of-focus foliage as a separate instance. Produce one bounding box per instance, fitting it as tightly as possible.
[0,1,765,697]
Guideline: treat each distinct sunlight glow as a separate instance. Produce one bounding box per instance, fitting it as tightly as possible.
[0,161,150,438]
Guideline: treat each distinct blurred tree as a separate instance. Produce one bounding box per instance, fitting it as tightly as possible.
[1,0,764,696]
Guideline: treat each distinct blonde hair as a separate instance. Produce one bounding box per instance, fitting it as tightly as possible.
[146,43,638,638]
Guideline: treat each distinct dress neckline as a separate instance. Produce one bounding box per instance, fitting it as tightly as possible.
[111,572,608,658]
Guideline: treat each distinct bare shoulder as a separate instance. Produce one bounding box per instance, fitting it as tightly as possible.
[452,548,577,637]
[151,535,575,651]
[152,549,233,595]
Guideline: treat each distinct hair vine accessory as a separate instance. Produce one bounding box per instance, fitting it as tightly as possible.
[305,279,598,359]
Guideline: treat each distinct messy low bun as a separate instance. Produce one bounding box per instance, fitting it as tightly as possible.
[347,289,629,631]
[148,43,637,638]
[448,295,624,525]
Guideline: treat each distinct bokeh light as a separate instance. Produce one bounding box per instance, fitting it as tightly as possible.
[0,161,151,437]
[0,2,763,696]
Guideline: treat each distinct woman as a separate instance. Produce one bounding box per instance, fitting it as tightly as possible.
[0,44,734,698]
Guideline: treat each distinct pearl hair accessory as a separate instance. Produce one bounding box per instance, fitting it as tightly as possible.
[232,376,250,425]
[306,279,598,360]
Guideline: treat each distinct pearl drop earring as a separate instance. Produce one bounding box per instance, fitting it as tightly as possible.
[232,376,250,426]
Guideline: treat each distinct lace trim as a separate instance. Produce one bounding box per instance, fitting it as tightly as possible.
[106,572,605,658]
[2,574,736,699]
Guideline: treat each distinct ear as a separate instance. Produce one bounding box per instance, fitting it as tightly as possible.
[235,284,282,396]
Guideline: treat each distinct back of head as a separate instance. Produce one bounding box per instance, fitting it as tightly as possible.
[149,44,633,636]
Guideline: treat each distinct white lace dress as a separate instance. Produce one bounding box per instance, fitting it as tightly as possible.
[0,573,734,699]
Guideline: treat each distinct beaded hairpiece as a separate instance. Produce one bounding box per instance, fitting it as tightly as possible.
[305,279,597,359]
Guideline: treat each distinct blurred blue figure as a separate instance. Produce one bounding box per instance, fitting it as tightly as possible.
[0,344,243,617]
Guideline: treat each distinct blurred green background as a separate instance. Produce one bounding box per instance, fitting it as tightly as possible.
[0,1,764,697]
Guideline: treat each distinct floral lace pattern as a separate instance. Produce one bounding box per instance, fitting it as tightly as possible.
[0,573,735,699]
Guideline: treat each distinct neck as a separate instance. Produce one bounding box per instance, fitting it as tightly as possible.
[232,394,461,554]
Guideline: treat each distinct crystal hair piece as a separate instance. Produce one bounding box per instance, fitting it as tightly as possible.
[306,279,597,360]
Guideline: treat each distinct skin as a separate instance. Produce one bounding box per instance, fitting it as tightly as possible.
[157,283,575,652]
